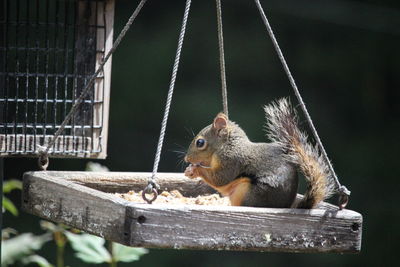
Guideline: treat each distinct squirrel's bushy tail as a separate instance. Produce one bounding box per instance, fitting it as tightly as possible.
[264,98,336,208]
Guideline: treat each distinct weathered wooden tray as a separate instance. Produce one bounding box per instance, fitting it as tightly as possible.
[22,171,362,253]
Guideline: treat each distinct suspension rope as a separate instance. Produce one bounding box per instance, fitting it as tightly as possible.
[254,0,350,209]
[216,0,229,116]
[142,0,192,204]
[37,0,148,170]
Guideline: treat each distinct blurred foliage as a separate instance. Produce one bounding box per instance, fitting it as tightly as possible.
[86,162,110,172]
[2,179,22,216]
[2,178,55,267]
[1,164,147,267]
[66,232,147,265]
[2,220,147,267]
[3,180,22,194]
[2,233,53,267]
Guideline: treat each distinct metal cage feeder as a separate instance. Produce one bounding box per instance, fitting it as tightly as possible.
[1,0,113,158]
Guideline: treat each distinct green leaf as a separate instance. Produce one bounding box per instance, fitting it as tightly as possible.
[3,179,22,193]
[1,233,52,266]
[65,232,111,264]
[2,196,18,216]
[21,255,54,267]
[40,220,64,233]
[2,227,18,239]
[112,243,148,263]
[85,162,109,172]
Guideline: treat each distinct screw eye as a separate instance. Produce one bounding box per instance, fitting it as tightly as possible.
[195,138,207,149]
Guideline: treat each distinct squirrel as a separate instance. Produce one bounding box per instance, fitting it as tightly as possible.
[184,98,336,208]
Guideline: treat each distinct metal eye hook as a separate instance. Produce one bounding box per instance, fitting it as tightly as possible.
[142,188,158,204]
[38,153,49,171]
[338,193,349,210]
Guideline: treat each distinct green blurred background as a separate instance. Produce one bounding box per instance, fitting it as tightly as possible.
[3,0,400,266]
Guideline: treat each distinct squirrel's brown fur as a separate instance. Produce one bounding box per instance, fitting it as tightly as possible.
[185,98,335,209]
[264,99,335,208]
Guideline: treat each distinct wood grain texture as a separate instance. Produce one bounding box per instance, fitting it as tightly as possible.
[22,171,128,243]
[58,171,217,195]
[125,203,361,252]
[22,171,362,253]
[94,0,114,159]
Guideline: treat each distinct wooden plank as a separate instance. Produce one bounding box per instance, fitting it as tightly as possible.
[22,171,362,253]
[57,171,217,195]
[125,203,361,252]
[95,0,114,159]
[22,171,128,244]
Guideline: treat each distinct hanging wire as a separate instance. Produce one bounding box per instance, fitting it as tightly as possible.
[38,0,148,170]
[143,0,192,204]
[216,0,229,117]
[254,0,350,209]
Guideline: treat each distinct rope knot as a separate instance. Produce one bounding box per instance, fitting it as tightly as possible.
[144,179,160,193]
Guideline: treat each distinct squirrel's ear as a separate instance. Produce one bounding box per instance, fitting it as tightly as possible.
[213,113,228,136]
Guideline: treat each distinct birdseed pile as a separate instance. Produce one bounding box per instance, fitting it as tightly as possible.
[116,189,230,205]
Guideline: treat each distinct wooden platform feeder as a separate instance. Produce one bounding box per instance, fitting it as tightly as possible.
[22,171,362,253]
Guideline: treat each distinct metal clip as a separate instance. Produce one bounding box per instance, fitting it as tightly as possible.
[338,186,351,210]
[142,187,158,204]
[38,153,49,171]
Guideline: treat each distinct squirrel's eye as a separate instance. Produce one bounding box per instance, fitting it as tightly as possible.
[195,138,207,149]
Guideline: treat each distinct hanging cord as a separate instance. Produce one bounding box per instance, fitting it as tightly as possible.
[142,0,192,204]
[254,0,350,209]
[37,0,148,170]
[215,0,229,116]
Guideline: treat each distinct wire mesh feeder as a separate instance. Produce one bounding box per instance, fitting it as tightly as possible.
[0,0,114,158]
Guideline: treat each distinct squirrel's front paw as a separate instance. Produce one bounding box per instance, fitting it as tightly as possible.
[184,164,199,178]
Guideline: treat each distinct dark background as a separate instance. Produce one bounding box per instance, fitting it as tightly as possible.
[3,0,400,266]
